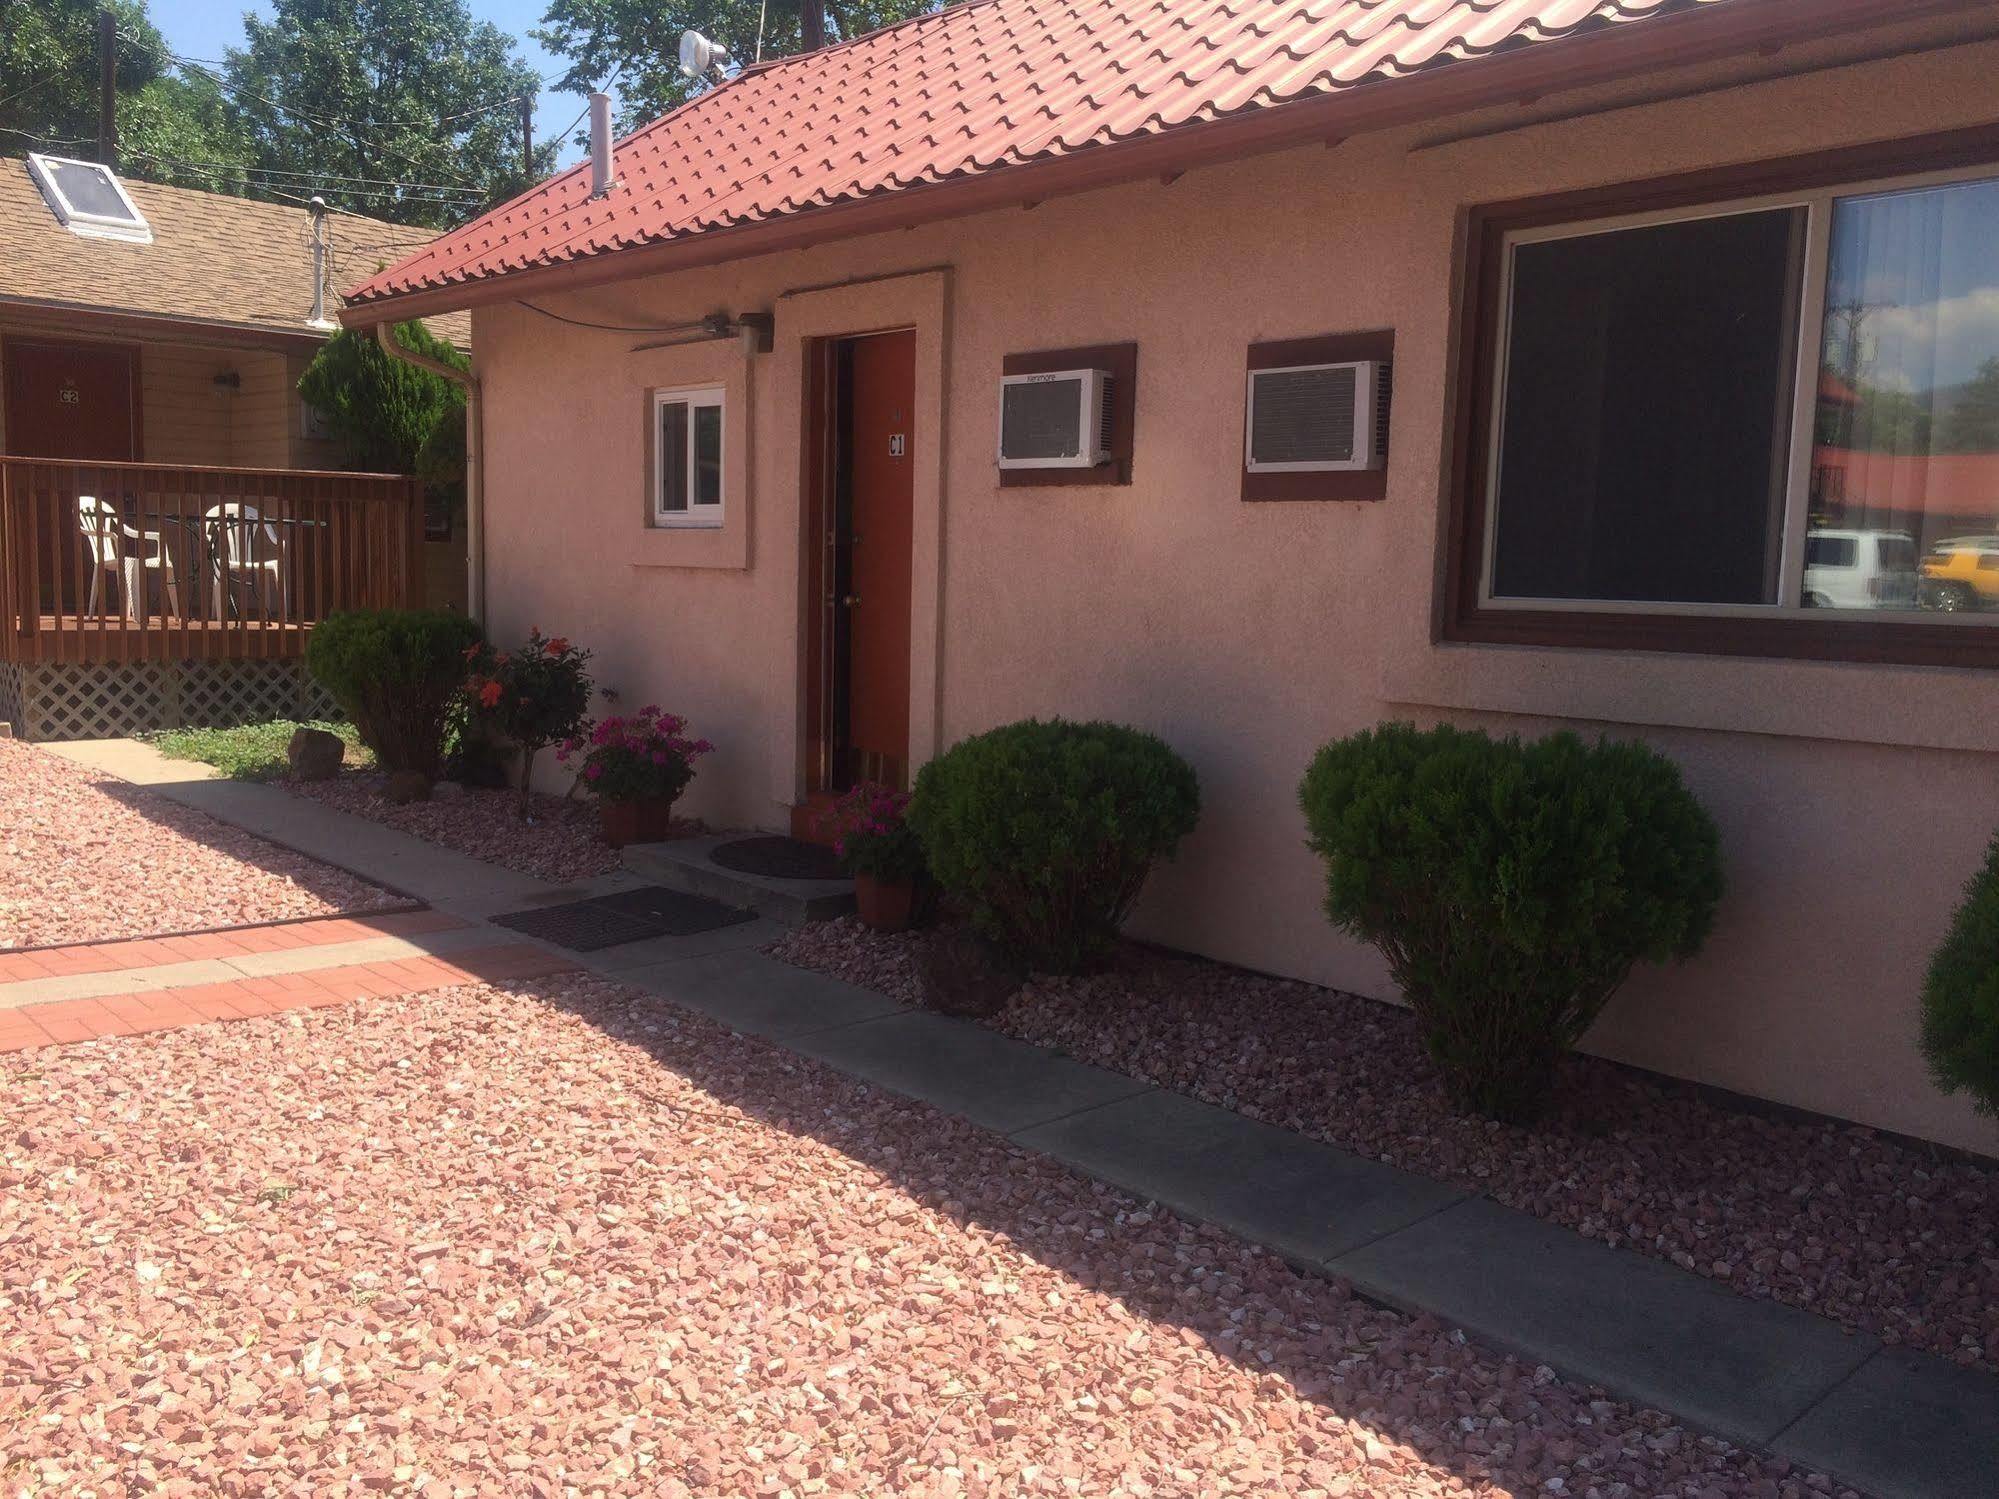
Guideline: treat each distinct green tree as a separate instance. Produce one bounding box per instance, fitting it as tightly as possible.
[1938,357,1999,455]
[297,321,467,474]
[0,0,252,191]
[537,0,938,132]
[225,0,554,227]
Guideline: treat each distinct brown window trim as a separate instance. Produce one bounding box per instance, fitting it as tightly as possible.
[1440,119,1999,671]
[999,342,1136,487]
[1243,330,1393,503]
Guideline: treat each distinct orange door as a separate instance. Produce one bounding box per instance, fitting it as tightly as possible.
[2,339,140,459]
[842,329,916,786]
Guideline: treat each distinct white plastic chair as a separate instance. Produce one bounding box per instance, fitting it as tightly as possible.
[76,494,179,620]
[205,501,289,620]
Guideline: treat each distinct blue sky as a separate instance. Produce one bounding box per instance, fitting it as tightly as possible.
[148,0,588,166]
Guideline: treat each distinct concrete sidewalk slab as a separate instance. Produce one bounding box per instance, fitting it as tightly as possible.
[587,916,790,971]
[615,948,905,1038]
[1014,1087,1466,1263]
[1775,1347,1999,1499]
[1334,1196,1881,1448]
[623,834,855,924]
[46,740,559,908]
[786,1010,1154,1134]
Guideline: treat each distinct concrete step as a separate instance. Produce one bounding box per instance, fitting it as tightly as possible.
[622,833,854,925]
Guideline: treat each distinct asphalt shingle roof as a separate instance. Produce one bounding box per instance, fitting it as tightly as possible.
[0,159,467,346]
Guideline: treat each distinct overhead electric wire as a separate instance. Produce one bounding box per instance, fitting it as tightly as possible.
[0,64,73,115]
[124,147,487,198]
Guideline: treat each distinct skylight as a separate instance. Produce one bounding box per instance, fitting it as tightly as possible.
[27,154,151,244]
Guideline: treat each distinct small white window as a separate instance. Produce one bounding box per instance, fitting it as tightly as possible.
[27,154,152,243]
[653,386,725,529]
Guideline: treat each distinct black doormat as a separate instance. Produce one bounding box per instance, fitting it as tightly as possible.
[492,886,754,951]
[709,835,846,882]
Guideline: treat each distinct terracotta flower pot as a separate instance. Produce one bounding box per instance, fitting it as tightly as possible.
[598,798,641,848]
[854,872,916,933]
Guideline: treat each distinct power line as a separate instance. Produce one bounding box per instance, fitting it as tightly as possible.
[124,147,487,197]
[0,64,72,115]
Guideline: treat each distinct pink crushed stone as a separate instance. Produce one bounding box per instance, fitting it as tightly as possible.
[0,974,1866,1498]
[286,771,672,884]
[0,740,396,950]
[772,918,1999,1375]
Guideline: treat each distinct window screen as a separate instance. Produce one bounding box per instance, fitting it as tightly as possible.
[1490,207,1804,605]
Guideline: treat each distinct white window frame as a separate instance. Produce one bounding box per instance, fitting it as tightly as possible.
[26,153,152,244]
[651,385,725,530]
[1477,158,1999,627]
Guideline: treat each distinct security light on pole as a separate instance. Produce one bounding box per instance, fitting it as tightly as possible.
[679,31,730,83]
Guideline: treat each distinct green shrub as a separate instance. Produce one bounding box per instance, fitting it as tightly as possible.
[464,629,595,819]
[1920,832,1999,1118]
[909,718,1201,973]
[306,609,480,780]
[1299,722,1723,1123]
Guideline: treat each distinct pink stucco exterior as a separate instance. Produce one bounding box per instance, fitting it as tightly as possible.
[472,15,1999,1154]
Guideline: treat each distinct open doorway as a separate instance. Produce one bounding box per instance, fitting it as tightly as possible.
[804,328,916,804]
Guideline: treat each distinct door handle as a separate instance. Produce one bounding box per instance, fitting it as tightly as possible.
[842,594,860,608]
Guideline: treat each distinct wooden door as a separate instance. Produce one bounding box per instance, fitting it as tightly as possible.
[841,330,916,787]
[2,339,141,460]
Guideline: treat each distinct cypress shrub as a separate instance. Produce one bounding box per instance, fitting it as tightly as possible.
[306,608,480,781]
[1299,722,1723,1123]
[1920,832,1999,1118]
[909,718,1201,973]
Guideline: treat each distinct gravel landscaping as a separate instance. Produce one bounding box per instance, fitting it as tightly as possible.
[773,920,1999,1376]
[1,973,1864,1498]
[286,771,662,884]
[0,740,396,950]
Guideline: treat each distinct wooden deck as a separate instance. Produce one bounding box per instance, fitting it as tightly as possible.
[2,457,422,666]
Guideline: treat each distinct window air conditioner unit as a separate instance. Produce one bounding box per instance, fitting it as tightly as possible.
[998,368,1113,469]
[1244,359,1390,473]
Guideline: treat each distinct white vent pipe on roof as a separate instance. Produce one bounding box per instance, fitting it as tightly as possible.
[589,92,616,198]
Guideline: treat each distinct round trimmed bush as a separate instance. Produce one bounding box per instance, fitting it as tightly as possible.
[306,608,481,781]
[909,718,1201,973]
[1920,832,1999,1118]
[1299,722,1723,1123]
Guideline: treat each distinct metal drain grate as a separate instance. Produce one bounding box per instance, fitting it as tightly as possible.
[492,886,754,951]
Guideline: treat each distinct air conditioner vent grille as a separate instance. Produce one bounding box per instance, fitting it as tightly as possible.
[1002,379,1088,461]
[1251,365,1356,466]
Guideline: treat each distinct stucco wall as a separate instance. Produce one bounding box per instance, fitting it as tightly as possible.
[472,28,1999,1153]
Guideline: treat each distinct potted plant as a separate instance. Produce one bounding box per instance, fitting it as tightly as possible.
[560,705,713,847]
[833,782,927,932]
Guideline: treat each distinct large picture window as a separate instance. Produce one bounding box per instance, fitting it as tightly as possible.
[1454,142,1999,665]
[653,386,724,529]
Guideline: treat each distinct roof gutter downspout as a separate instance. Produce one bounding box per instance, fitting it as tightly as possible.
[374,322,485,623]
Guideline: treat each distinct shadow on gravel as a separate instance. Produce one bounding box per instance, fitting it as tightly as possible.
[523,970,1799,1499]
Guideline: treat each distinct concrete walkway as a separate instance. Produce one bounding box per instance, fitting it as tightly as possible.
[39,739,1999,1499]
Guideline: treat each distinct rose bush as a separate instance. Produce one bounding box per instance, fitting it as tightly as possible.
[463,628,594,819]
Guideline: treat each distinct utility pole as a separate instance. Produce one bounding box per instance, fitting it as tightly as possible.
[800,0,825,53]
[520,94,534,177]
[98,8,117,171]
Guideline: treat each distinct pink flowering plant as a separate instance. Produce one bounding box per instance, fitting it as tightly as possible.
[832,782,926,881]
[559,705,713,805]
[463,628,594,820]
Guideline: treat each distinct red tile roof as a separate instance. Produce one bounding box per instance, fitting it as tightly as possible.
[342,0,1893,315]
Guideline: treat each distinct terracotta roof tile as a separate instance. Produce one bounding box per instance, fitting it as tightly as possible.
[347,0,1741,308]
[0,160,467,346]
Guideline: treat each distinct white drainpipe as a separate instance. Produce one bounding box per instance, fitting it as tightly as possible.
[375,323,484,622]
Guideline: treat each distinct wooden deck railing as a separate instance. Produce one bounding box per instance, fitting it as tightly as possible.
[0,458,422,665]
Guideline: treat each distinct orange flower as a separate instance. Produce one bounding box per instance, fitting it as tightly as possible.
[478,679,503,708]
[545,637,569,655]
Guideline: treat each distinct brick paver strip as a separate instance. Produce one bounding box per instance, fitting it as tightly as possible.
[0,944,577,1052]
[0,909,467,984]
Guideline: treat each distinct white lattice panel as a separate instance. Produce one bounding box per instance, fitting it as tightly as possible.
[12,661,337,741]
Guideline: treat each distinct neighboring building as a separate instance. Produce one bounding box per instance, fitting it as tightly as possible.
[344,0,1999,1153]
[0,158,465,738]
